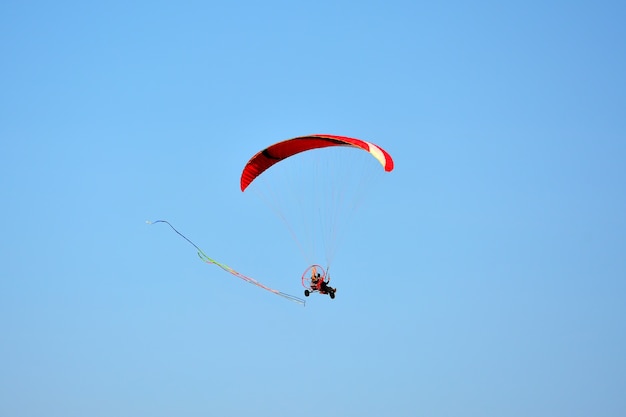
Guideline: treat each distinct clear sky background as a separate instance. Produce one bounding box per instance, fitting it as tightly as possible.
[2,1,625,416]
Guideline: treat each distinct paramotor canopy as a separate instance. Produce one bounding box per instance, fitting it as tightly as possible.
[240,134,394,192]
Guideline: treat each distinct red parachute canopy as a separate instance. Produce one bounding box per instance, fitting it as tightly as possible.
[240,134,394,192]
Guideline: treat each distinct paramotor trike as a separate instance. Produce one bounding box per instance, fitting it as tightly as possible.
[301,264,336,299]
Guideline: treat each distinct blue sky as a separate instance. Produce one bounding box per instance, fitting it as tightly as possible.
[2,1,625,416]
